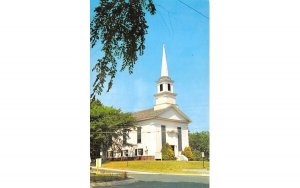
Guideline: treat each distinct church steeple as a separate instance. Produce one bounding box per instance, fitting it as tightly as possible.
[161,44,168,77]
[154,45,177,111]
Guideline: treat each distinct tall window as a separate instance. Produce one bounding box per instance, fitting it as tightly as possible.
[123,131,127,145]
[161,125,166,146]
[177,127,182,151]
[160,84,163,91]
[137,127,141,143]
[168,84,171,91]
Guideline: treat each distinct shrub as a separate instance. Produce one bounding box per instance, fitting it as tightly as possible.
[181,146,193,160]
[161,143,176,160]
[191,150,209,161]
[191,150,202,161]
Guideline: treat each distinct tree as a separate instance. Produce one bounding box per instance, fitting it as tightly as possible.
[181,146,193,160]
[90,0,156,98]
[192,150,202,161]
[189,131,209,160]
[90,99,136,160]
[161,143,176,160]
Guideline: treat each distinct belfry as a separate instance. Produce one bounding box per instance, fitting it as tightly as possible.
[154,45,177,111]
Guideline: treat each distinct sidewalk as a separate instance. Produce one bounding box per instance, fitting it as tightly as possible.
[91,166,209,176]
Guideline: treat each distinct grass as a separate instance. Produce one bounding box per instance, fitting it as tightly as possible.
[102,160,209,174]
[90,168,128,182]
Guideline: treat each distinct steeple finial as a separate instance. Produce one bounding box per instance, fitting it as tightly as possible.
[161,44,168,77]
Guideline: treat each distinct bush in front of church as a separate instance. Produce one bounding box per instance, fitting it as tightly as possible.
[161,143,176,160]
[181,146,193,160]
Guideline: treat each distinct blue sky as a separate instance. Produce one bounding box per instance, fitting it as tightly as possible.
[90,0,209,132]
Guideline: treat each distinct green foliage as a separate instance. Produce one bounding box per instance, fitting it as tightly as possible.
[191,150,202,161]
[90,0,156,98]
[161,143,176,160]
[189,131,209,160]
[90,172,127,182]
[90,99,136,159]
[181,146,193,160]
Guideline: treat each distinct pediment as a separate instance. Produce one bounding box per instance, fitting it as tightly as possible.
[158,106,191,123]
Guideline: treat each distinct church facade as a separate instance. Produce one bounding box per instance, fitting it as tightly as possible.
[106,45,191,160]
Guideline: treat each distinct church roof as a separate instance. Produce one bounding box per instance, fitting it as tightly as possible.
[132,105,191,123]
[132,108,163,121]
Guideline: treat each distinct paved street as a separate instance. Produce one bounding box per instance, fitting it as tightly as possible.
[107,172,209,188]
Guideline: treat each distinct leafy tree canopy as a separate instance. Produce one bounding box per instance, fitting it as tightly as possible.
[90,99,136,159]
[90,0,156,98]
[189,131,209,160]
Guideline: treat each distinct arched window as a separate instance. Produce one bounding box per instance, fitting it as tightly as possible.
[168,84,171,91]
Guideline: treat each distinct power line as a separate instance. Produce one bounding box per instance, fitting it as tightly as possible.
[157,5,174,37]
[157,8,172,36]
[177,0,209,20]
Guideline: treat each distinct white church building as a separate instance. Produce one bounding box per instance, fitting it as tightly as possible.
[106,45,191,160]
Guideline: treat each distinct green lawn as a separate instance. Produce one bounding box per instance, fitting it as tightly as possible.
[90,170,128,182]
[102,160,209,174]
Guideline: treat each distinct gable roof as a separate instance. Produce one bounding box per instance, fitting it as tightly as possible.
[132,105,191,123]
[132,108,163,121]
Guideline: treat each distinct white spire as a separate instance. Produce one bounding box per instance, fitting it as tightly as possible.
[161,44,168,77]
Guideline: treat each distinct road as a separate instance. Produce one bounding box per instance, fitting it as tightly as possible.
[107,172,209,188]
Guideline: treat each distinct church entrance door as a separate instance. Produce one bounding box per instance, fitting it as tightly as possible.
[170,145,175,154]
